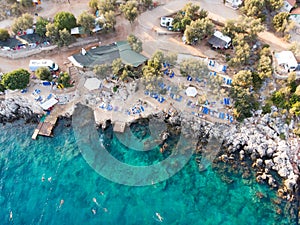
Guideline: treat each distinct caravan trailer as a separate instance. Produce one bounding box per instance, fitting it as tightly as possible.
[29,60,59,72]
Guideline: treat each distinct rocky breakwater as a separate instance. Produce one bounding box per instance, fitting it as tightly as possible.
[220,112,300,200]
[0,97,41,123]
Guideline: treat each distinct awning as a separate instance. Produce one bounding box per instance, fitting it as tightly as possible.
[185,87,198,97]
[40,98,58,110]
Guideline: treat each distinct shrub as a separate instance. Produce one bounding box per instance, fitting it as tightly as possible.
[36,67,52,81]
[1,69,30,90]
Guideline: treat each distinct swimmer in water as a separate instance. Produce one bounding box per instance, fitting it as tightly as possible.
[41,174,45,182]
[91,208,96,215]
[103,207,108,212]
[99,192,104,196]
[59,199,64,208]
[155,212,163,222]
[9,211,13,221]
[48,177,52,182]
[92,197,99,206]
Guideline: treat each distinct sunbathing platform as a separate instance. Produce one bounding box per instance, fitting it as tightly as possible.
[113,121,126,133]
[32,114,58,140]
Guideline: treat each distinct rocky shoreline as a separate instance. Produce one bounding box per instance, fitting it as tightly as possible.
[0,97,41,124]
[1,98,299,202]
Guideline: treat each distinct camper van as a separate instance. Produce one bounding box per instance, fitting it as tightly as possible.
[160,17,173,27]
[29,60,59,72]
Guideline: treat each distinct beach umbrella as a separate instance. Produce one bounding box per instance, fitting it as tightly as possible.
[84,78,101,91]
[185,87,198,97]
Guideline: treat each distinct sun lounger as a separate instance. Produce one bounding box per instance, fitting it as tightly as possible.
[170,71,175,78]
[187,76,192,81]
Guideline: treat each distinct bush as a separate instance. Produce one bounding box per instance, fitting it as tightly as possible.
[1,69,30,90]
[58,72,72,87]
[36,67,52,81]
[0,29,10,41]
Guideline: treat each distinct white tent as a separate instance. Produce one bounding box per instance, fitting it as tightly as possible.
[84,78,101,91]
[185,87,198,97]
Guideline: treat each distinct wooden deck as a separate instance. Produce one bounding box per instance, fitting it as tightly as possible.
[32,114,58,140]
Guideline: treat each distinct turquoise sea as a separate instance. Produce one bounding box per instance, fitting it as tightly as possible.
[0,119,295,225]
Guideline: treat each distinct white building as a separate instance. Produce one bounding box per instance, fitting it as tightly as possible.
[275,51,298,72]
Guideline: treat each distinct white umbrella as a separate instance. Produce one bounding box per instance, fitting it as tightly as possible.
[185,87,198,97]
[84,78,101,91]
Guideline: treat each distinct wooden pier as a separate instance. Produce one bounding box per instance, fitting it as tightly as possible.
[32,114,58,140]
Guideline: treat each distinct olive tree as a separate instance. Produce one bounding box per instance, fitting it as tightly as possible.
[93,64,111,79]
[77,11,96,34]
[104,10,116,30]
[272,12,294,36]
[184,18,214,45]
[36,67,52,81]
[36,17,49,37]
[242,0,265,18]
[11,13,33,34]
[180,58,209,78]
[127,34,142,53]
[120,0,138,24]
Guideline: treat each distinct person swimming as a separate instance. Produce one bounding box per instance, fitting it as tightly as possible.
[155,212,164,222]
[92,197,99,206]
[48,177,52,182]
[99,192,104,196]
[91,208,96,215]
[59,199,64,208]
[9,210,13,221]
[41,174,45,182]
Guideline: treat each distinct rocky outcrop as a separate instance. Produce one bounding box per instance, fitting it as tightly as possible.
[0,97,41,123]
[220,111,299,199]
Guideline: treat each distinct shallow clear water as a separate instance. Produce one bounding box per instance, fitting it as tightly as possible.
[0,120,294,225]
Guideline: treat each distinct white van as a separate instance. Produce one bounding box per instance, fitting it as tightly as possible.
[160,17,173,27]
[29,60,59,72]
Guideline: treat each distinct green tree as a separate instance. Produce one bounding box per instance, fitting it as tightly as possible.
[180,58,209,78]
[230,34,250,66]
[35,17,49,37]
[265,0,283,11]
[163,52,178,66]
[98,0,115,14]
[1,69,30,90]
[58,28,73,47]
[120,1,138,24]
[290,102,300,116]
[184,18,214,44]
[0,29,9,41]
[77,11,96,34]
[257,47,272,80]
[104,10,116,30]
[242,0,265,18]
[112,58,124,76]
[58,72,72,87]
[54,11,77,31]
[46,23,60,43]
[272,12,294,36]
[11,13,34,34]
[127,34,143,53]
[36,67,52,81]
[172,3,207,32]
[93,64,111,79]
